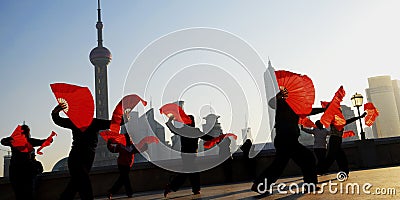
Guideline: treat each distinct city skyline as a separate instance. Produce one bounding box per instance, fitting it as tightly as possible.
[1,1,400,176]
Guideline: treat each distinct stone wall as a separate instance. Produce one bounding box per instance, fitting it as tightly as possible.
[1,137,400,199]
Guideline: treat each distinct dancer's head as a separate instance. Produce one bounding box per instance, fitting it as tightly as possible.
[21,124,30,138]
[315,120,323,129]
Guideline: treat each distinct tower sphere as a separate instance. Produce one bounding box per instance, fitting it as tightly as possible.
[89,46,112,66]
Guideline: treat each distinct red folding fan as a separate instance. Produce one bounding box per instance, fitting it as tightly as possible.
[203,133,237,149]
[275,70,315,115]
[136,136,160,151]
[110,94,147,133]
[50,83,94,132]
[10,125,33,153]
[342,130,356,138]
[37,131,57,155]
[320,86,346,130]
[299,117,317,128]
[100,130,127,146]
[159,103,192,124]
[364,102,379,127]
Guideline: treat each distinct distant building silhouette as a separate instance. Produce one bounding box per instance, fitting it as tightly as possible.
[240,115,252,146]
[202,114,223,137]
[202,114,226,154]
[241,127,252,145]
[341,105,360,141]
[3,154,11,177]
[126,108,166,161]
[366,75,400,138]
[264,59,278,142]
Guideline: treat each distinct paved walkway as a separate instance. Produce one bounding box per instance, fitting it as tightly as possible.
[97,166,400,200]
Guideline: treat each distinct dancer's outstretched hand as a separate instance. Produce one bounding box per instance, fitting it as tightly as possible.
[52,103,67,113]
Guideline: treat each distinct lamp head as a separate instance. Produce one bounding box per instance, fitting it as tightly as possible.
[351,93,364,107]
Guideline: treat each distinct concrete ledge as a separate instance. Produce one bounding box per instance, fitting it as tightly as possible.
[1,136,400,199]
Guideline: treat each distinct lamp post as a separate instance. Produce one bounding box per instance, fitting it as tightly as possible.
[351,93,365,140]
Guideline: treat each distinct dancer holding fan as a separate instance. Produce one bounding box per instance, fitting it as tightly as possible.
[1,124,48,200]
[252,70,324,195]
[319,86,367,176]
[106,132,149,199]
[161,103,215,197]
[102,94,158,199]
[50,83,111,200]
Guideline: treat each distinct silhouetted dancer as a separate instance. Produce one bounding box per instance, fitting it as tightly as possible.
[240,139,256,179]
[52,103,111,200]
[164,115,214,197]
[31,152,44,199]
[251,89,324,195]
[301,120,329,171]
[1,124,47,200]
[106,133,147,199]
[218,136,233,183]
[319,111,366,176]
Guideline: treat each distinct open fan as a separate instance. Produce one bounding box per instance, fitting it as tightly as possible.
[10,125,33,153]
[159,103,192,124]
[275,70,315,115]
[110,94,147,133]
[100,130,127,146]
[203,133,237,149]
[136,136,160,151]
[50,83,94,132]
[320,86,346,130]
[37,131,57,155]
[364,102,379,127]
[342,130,356,138]
[101,94,148,145]
[298,117,317,128]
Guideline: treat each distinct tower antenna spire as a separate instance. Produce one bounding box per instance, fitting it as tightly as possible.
[96,0,104,47]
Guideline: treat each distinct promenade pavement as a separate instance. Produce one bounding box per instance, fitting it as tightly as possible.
[97,166,400,200]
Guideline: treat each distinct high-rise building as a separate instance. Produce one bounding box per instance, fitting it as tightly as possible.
[392,80,400,121]
[366,75,400,138]
[263,59,278,142]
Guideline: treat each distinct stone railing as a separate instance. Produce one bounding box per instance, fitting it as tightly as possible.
[1,137,400,199]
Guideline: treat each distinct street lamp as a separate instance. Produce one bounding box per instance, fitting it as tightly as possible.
[351,93,365,140]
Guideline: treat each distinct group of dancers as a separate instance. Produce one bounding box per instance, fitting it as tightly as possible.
[251,88,367,195]
[2,83,369,200]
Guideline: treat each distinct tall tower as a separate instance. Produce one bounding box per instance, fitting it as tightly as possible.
[89,0,111,120]
[90,0,114,167]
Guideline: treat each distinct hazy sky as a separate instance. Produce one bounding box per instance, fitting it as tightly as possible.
[1,0,400,175]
